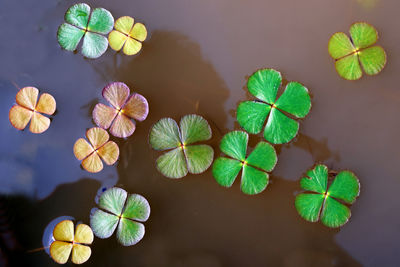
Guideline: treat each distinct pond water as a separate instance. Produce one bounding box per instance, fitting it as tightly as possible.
[0,0,399,266]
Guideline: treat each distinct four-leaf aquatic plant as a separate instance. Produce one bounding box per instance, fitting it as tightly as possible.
[212,131,277,195]
[9,86,56,134]
[295,164,360,228]
[90,187,150,246]
[73,127,119,173]
[50,220,94,264]
[237,68,311,144]
[109,16,147,55]
[149,114,214,179]
[93,82,149,138]
[328,22,386,80]
[57,3,114,59]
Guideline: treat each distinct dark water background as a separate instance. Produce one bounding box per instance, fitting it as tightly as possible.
[0,0,399,266]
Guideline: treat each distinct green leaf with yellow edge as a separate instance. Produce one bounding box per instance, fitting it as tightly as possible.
[335,54,363,80]
[149,114,214,178]
[212,131,277,195]
[90,187,150,246]
[237,68,311,144]
[49,220,93,264]
[57,3,114,59]
[109,16,148,56]
[328,22,386,80]
[295,165,360,228]
[359,46,386,75]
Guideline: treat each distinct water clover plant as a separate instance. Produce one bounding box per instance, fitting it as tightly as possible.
[149,114,214,179]
[90,187,150,246]
[50,220,93,264]
[9,86,56,134]
[328,22,386,80]
[93,82,149,138]
[212,131,277,195]
[73,127,119,173]
[237,69,311,144]
[109,16,147,56]
[57,3,114,59]
[295,164,360,228]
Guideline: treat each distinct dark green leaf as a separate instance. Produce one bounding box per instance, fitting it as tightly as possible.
[236,101,270,134]
[219,131,248,161]
[212,157,242,188]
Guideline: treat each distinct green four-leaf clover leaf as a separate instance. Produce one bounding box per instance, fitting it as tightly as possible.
[90,187,150,246]
[295,164,360,228]
[149,114,214,179]
[237,68,311,144]
[328,22,387,80]
[57,3,114,59]
[212,131,277,195]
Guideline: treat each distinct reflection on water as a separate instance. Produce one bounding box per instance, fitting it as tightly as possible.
[1,0,400,265]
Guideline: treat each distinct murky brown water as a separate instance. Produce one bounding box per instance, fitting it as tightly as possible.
[1,0,399,266]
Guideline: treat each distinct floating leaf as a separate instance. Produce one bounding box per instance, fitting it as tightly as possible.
[73,127,119,173]
[328,22,386,80]
[109,16,147,56]
[50,220,93,264]
[212,131,277,195]
[57,3,114,59]
[90,187,150,246]
[295,164,360,228]
[93,82,149,138]
[237,69,311,144]
[9,87,56,134]
[149,115,214,179]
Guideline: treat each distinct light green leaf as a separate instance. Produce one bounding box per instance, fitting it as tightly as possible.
[328,32,355,59]
[81,32,109,59]
[149,118,181,151]
[220,131,248,161]
[295,193,324,223]
[335,54,363,80]
[241,164,268,195]
[98,187,127,216]
[65,3,90,29]
[90,208,119,239]
[122,194,150,222]
[246,142,277,172]
[116,218,145,246]
[275,82,311,118]
[57,23,85,51]
[87,8,114,34]
[212,157,242,188]
[300,164,328,194]
[180,114,211,145]
[247,69,281,104]
[184,145,214,174]
[328,171,360,204]
[264,108,299,144]
[156,147,188,179]
[236,101,271,134]
[349,22,378,49]
[359,46,386,75]
[320,197,351,228]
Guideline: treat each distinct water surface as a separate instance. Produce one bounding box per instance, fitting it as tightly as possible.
[0,0,399,266]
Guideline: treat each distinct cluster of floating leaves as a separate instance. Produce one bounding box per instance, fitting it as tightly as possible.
[47,187,150,264]
[295,164,360,228]
[57,3,147,58]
